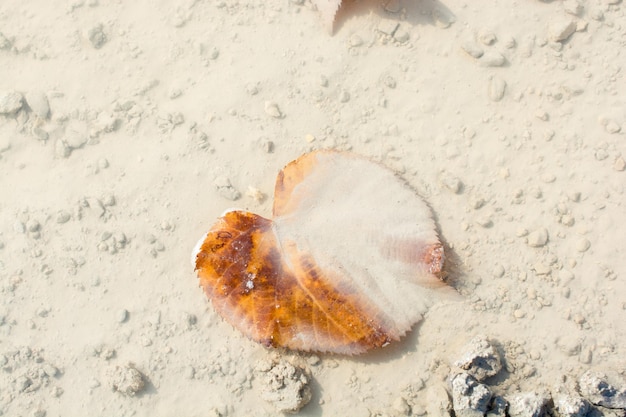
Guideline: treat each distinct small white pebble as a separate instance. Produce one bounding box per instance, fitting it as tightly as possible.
[530,187,543,199]
[26,219,41,233]
[87,23,107,49]
[101,193,116,207]
[548,17,576,42]
[32,409,46,417]
[469,196,486,210]
[563,0,583,16]
[24,91,50,119]
[381,75,397,89]
[43,364,59,378]
[184,366,195,379]
[393,29,410,43]
[558,270,575,283]
[55,139,71,158]
[461,41,484,58]
[605,121,621,134]
[183,312,197,327]
[56,211,71,224]
[338,90,350,103]
[568,192,581,202]
[264,101,283,118]
[575,20,588,32]
[307,355,321,366]
[377,19,399,35]
[117,309,129,323]
[595,149,609,161]
[258,137,274,153]
[37,306,50,317]
[477,29,497,45]
[533,263,551,275]
[349,34,363,47]
[479,51,506,67]
[539,296,552,307]
[0,90,24,114]
[476,216,493,228]
[488,77,506,102]
[439,172,463,194]
[502,36,516,48]
[544,130,555,141]
[575,238,590,252]
[527,228,549,247]
[246,83,259,95]
[246,186,266,203]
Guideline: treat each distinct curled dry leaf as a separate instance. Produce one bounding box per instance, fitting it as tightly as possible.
[193,150,459,355]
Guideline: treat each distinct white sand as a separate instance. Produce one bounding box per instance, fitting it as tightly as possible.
[0,0,624,416]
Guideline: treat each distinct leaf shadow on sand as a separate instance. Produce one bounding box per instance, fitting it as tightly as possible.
[333,0,455,34]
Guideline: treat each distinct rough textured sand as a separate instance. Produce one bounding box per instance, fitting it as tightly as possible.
[0,0,624,416]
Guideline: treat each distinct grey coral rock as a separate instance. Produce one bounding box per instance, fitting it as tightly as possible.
[507,391,550,417]
[258,359,312,413]
[0,90,24,115]
[554,393,591,417]
[579,370,626,410]
[451,372,493,417]
[107,363,145,396]
[213,176,241,201]
[454,335,503,382]
[486,395,508,417]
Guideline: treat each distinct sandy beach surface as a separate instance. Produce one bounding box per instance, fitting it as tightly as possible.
[1,0,625,416]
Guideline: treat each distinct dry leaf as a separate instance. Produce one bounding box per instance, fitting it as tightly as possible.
[193,151,458,354]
